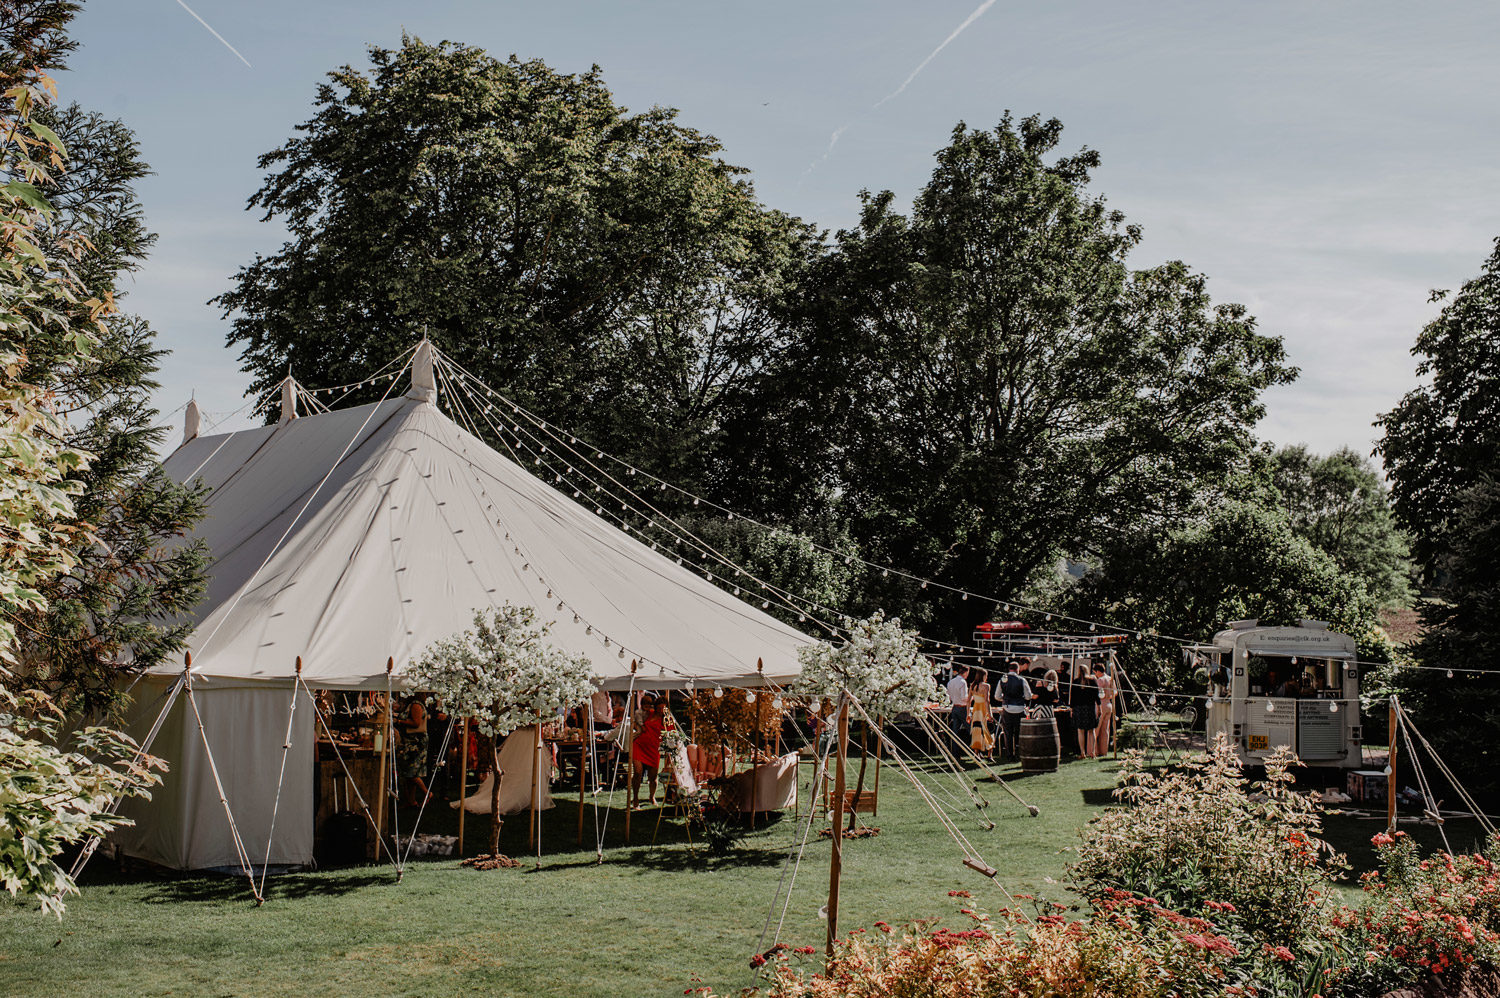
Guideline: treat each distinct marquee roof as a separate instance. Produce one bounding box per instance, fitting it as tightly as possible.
[157,392,813,690]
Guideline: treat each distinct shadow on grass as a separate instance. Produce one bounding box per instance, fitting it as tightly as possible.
[120,868,399,905]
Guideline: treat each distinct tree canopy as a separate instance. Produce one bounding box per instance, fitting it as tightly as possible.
[767,116,1295,637]
[217,41,1300,649]
[217,37,816,497]
[1264,445,1413,608]
[1377,238,1500,574]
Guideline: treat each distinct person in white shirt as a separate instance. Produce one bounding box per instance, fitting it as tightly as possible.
[945,666,970,752]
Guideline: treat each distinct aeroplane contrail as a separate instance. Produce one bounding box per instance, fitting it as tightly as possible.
[173,0,253,69]
[804,0,998,178]
[874,0,997,110]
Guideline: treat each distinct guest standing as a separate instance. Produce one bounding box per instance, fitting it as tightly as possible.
[997,662,1031,762]
[1070,662,1098,758]
[945,666,971,754]
[1093,661,1118,758]
[968,668,995,761]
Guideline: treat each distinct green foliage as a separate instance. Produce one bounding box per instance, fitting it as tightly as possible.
[1392,476,1500,802]
[1266,445,1414,608]
[0,688,163,917]
[216,37,815,502]
[1,3,163,916]
[4,76,208,715]
[1070,739,1348,949]
[1377,238,1500,575]
[1063,498,1385,687]
[765,115,1294,639]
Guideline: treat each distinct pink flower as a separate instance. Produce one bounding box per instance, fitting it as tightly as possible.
[1372,832,1395,847]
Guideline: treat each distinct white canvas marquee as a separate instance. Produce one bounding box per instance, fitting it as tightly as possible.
[114,346,813,870]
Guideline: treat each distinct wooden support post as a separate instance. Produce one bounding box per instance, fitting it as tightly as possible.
[872,714,883,817]
[530,720,542,852]
[457,717,469,855]
[625,661,637,844]
[826,697,848,963]
[374,658,393,851]
[1387,696,1398,835]
[577,724,587,847]
[753,660,764,823]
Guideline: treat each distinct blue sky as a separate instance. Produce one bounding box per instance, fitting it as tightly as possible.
[60,1,1499,456]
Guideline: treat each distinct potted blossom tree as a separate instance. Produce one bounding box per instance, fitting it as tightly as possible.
[793,612,938,955]
[408,605,594,865]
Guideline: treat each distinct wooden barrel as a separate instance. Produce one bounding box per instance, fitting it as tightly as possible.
[1020,716,1060,773]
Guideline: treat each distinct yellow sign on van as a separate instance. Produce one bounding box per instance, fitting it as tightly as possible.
[1247,734,1269,750]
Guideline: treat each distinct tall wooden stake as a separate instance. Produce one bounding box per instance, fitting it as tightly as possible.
[457,717,470,855]
[529,720,542,853]
[752,660,764,822]
[625,661,638,844]
[872,714,883,817]
[577,724,587,847]
[374,658,393,852]
[826,697,848,963]
[1387,696,1398,835]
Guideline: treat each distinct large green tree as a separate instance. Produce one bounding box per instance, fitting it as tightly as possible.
[1062,499,1384,688]
[1264,445,1413,607]
[1,0,164,915]
[10,99,208,715]
[1376,238,1500,574]
[764,116,1295,639]
[217,37,816,499]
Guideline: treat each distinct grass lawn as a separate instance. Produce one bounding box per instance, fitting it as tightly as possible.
[1,751,1483,998]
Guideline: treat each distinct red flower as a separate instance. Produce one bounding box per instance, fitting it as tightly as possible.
[1372,832,1395,847]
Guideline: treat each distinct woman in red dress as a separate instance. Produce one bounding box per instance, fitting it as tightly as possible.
[630,694,665,806]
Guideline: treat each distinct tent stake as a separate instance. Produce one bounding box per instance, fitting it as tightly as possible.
[826,696,848,964]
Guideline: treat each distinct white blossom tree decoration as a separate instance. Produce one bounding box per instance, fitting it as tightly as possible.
[408,605,594,858]
[793,611,940,718]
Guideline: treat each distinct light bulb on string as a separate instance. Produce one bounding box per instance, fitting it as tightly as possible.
[808,699,821,712]
[745,691,756,703]
[1329,703,1339,713]
[1266,701,1275,713]
[1448,670,1455,678]
[713,686,724,699]
[772,698,784,710]
[962,593,968,601]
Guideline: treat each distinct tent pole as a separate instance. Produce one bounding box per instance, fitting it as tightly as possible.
[374,659,393,859]
[577,715,587,847]
[1387,696,1398,835]
[753,660,763,824]
[457,717,469,855]
[530,718,542,865]
[826,696,848,964]
[626,661,638,844]
[872,714,883,817]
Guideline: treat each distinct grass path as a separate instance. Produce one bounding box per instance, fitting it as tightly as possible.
[1,754,1479,997]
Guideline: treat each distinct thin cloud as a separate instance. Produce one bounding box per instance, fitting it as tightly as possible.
[805,0,999,178]
[173,0,253,68]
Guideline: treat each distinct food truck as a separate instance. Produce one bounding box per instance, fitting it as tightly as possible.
[1188,619,1361,767]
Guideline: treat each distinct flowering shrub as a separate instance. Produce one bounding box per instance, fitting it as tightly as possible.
[703,895,1246,998]
[1325,831,1500,995]
[1071,736,1348,949]
[793,612,939,719]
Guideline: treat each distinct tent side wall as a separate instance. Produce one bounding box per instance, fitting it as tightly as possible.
[115,676,315,871]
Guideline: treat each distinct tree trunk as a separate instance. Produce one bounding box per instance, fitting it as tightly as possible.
[847,717,870,832]
[489,744,505,856]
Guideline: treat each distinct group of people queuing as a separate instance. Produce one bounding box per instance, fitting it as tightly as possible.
[944,658,1119,763]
